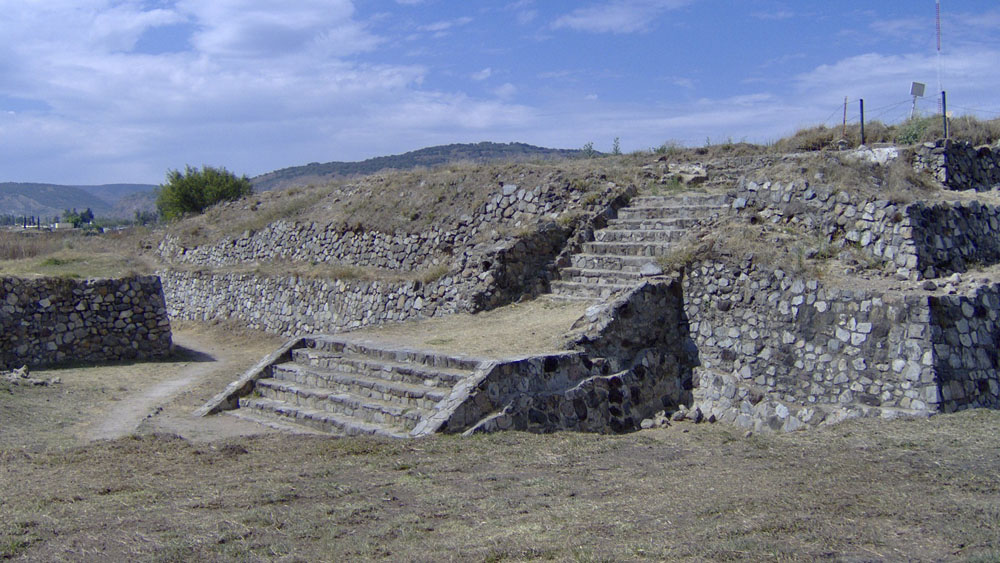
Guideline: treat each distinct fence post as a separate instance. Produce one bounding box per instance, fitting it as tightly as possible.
[859,99,865,146]
[941,91,948,139]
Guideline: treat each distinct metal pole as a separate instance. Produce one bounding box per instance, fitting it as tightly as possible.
[941,91,948,139]
[842,97,848,138]
[859,99,865,146]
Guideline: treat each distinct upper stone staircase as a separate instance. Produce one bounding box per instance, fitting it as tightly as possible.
[550,192,730,300]
[228,335,484,437]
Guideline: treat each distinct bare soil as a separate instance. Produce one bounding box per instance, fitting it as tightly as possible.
[2,322,999,562]
[0,322,285,450]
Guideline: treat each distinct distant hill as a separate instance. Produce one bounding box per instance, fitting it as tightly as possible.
[252,142,585,191]
[0,182,156,220]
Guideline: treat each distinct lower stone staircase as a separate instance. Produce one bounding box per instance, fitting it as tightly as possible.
[550,193,730,300]
[228,335,484,437]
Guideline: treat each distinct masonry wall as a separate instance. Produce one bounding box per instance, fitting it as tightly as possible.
[736,173,1000,280]
[914,139,1000,192]
[156,181,586,269]
[160,270,467,337]
[929,285,1000,412]
[425,281,693,435]
[684,261,939,431]
[0,276,172,370]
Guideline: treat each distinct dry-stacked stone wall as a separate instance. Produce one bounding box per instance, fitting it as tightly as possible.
[734,177,920,277]
[914,139,1000,192]
[157,181,583,269]
[684,260,1000,431]
[160,222,572,336]
[424,281,693,435]
[157,178,621,336]
[735,174,1000,279]
[685,261,936,432]
[0,276,172,370]
[929,285,1000,412]
[161,271,467,337]
[906,201,1000,278]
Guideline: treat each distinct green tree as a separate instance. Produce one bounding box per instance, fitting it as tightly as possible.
[156,165,253,220]
[62,208,81,226]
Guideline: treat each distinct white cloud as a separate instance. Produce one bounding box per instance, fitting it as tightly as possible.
[472,68,493,81]
[752,10,795,21]
[553,0,693,33]
[419,17,474,33]
[494,83,517,99]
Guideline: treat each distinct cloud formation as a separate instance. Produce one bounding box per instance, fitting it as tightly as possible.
[553,0,693,33]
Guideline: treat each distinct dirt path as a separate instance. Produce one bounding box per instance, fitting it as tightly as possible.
[87,343,210,441]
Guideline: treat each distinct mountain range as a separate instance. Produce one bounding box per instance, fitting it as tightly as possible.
[1,142,584,220]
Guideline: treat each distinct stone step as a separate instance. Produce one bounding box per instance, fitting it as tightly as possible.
[569,253,667,272]
[558,267,651,285]
[580,241,675,257]
[593,229,686,243]
[272,361,450,410]
[290,348,471,389]
[549,280,634,300]
[617,205,727,221]
[253,378,426,431]
[605,217,702,230]
[224,408,330,435]
[303,335,483,372]
[629,194,731,207]
[238,396,410,438]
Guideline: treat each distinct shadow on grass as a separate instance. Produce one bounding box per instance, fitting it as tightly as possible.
[20,344,216,373]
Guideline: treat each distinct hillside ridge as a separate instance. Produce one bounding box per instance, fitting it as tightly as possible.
[251,141,586,191]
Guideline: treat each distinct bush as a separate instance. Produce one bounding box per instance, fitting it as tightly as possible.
[156,165,253,220]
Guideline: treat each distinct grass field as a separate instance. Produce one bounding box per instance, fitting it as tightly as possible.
[2,323,999,562]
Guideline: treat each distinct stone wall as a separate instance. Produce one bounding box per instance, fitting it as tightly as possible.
[156,174,632,336]
[425,281,693,435]
[160,270,466,337]
[684,261,937,431]
[683,260,1000,431]
[906,201,1000,278]
[735,174,1000,280]
[929,285,1000,412]
[0,276,172,370]
[914,139,1000,192]
[156,181,589,269]
[160,220,572,337]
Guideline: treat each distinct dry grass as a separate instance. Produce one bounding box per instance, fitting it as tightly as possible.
[1,408,998,561]
[774,114,1000,153]
[2,316,999,562]
[0,229,155,279]
[351,296,589,358]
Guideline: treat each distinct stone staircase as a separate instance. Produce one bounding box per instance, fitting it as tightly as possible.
[550,193,730,300]
[229,335,484,437]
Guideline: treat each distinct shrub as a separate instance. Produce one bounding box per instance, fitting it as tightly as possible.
[156,165,253,220]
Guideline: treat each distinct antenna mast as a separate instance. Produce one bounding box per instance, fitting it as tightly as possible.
[936,0,943,113]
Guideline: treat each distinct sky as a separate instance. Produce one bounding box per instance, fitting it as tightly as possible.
[2,1,999,185]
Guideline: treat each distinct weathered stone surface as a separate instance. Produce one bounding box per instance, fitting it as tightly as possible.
[0,276,172,370]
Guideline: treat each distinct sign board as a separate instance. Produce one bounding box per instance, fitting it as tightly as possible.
[910,82,926,97]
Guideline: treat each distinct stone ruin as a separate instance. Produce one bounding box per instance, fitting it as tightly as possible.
[168,140,1000,435]
[0,275,173,371]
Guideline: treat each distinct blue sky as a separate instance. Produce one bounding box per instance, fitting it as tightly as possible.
[2,0,999,185]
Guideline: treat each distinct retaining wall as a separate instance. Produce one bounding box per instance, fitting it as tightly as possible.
[0,276,172,369]
[914,139,1000,192]
[684,260,1000,431]
[735,175,1000,280]
[430,281,693,434]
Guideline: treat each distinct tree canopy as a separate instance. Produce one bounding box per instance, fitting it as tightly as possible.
[156,165,253,220]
